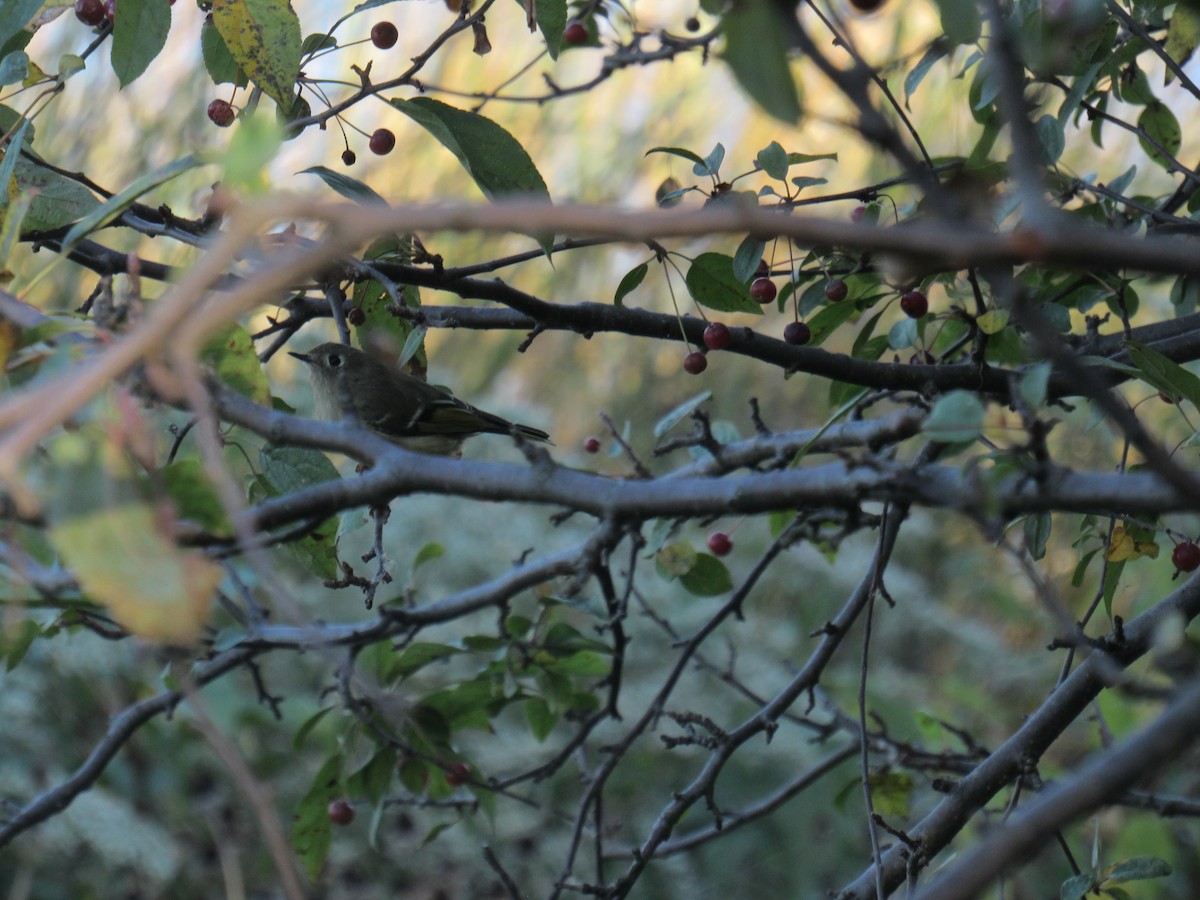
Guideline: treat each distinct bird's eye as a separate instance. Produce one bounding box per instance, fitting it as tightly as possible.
[326,353,343,368]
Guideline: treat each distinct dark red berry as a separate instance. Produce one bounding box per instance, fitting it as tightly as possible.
[783,321,811,345]
[75,0,106,26]
[346,307,366,326]
[207,99,235,127]
[103,0,116,22]
[750,278,777,304]
[824,279,848,302]
[908,351,935,365]
[1160,391,1177,404]
[341,149,356,166]
[327,799,354,825]
[446,763,471,786]
[685,16,701,31]
[1173,541,1200,572]
[563,20,588,44]
[900,290,929,319]
[683,351,708,374]
[850,205,868,223]
[703,322,732,350]
[371,21,398,48]
[849,0,886,12]
[368,128,396,155]
[583,436,601,454]
[755,258,770,278]
[707,531,733,556]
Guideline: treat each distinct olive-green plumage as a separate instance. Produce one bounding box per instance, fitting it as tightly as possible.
[290,342,551,456]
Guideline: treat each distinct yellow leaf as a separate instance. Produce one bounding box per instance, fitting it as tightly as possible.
[1107,526,1135,562]
[50,505,220,644]
[977,309,1009,334]
[211,0,301,111]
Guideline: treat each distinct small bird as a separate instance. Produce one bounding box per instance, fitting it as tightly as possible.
[289,341,551,456]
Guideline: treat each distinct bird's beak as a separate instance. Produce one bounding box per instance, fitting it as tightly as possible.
[289,351,311,364]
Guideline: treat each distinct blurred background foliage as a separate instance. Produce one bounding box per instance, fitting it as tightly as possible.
[2,0,1200,897]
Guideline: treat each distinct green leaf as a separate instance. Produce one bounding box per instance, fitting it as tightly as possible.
[1018,361,1051,409]
[644,146,707,168]
[1124,339,1200,408]
[523,697,557,741]
[534,0,568,60]
[1103,856,1172,884]
[1034,114,1064,164]
[345,748,396,804]
[614,262,648,306]
[221,113,283,193]
[62,155,202,252]
[732,236,766,283]
[685,252,764,314]
[201,322,271,404]
[299,165,386,204]
[0,0,42,53]
[162,460,232,536]
[932,0,981,46]
[1059,872,1093,900]
[260,443,340,494]
[111,0,172,87]
[678,553,734,596]
[201,15,248,86]
[389,642,460,679]
[905,41,948,108]
[292,707,335,751]
[922,391,985,442]
[411,541,445,573]
[391,97,551,202]
[545,650,612,676]
[756,141,789,180]
[1165,5,1200,85]
[212,0,302,111]
[300,33,337,56]
[9,156,100,233]
[1024,512,1051,560]
[291,753,343,881]
[695,143,725,178]
[806,298,858,347]
[0,51,28,87]
[721,0,801,123]
[1138,102,1182,171]
[654,390,712,438]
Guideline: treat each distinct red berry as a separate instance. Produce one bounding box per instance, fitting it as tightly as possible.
[1160,392,1177,404]
[755,258,770,278]
[783,321,811,345]
[583,436,601,454]
[685,16,701,31]
[75,0,106,26]
[207,99,235,127]
[346,307,365,326]
[908,351,935,365]
[327,799,354,825]
[371,21,398,48]
[824,279,848,302]
[563,20,588,44]
[707,531,733,556]
[446,762,471,786]
[750,278,777,304]
[849,0,886,11]
[104,0,116,22]
[341,149,356,166]
[1173,541,1200,573]
[368,128,396,155]
[900,290,929,319]
[703,322,732,350]
[683,351,708,374]
[850,205,868,223]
